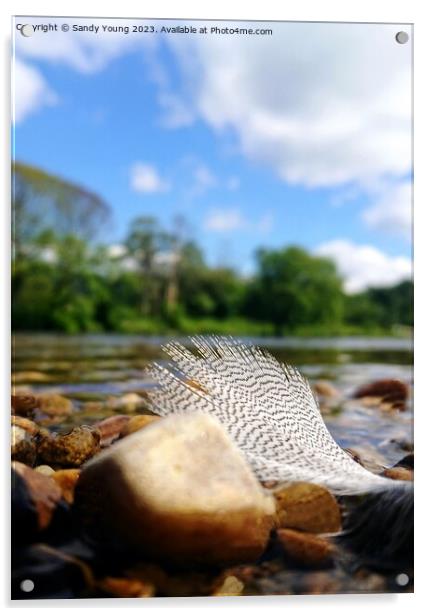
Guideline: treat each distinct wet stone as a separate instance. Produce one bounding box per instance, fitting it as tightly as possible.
[313,381,339,398]
[37,394,74,417]
[11,425,37,466]
[12,394,37,418]
[353,379,409,410]
[12,415,40,436]
[107,393,148,413]
[212,575,244,596]
[98,576,155,598]
[34,465,55,477]
[12,461,63,537]
[92,415,130,447]
[273,482,341,533]
[276,529,335,567]
[37,426,101,468]
[76,412,275,565]
[119,414,159,438]
[52,469,81,504]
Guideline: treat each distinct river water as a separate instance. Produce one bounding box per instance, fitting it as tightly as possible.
[12,334,413,468]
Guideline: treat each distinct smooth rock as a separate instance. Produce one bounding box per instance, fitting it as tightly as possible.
[11,394,37,417]
[35,465,55,477]
[119,414,159,438]
[12,461,63,534]
[107,393,147,413]
[98,576,154,598]
[276,528,334,567]
[11,425,37,466]
[11,415,40,436]
[37,426,100,468]
[353,379,409,410]
[313,381,339,398]
[76,412,275,565]
[273,482,341,533]
[212,575,244,596]
[37,393,73,417]
[52,469,81,504]
[93,415,130,447]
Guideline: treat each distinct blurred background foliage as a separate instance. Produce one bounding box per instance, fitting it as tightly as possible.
[12,162,413,336]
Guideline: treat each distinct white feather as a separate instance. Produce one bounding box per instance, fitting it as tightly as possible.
[145,336,401,495]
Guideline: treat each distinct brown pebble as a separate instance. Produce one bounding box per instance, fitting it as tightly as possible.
[37,393,73,417]
[119,414,159,438]
[37,426,100,468]
[12,461,62,531]
[353,379,409,410]
[382,467,414,481]
[11,425,37,466]
[93,415,130,446]
[98,576,154,598]
[52,469,81,504]
[273,482,341,533]
[276,528,334,567]
[11,394,37,417]
[212,575,244,596]
[34,465,55,477]
[12,415,40,436]
[313,381,339,398]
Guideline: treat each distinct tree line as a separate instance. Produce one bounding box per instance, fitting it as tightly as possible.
[12,162,413,336]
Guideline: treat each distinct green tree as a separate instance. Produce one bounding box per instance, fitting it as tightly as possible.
[245,246,344,334]
[12,162,110,257]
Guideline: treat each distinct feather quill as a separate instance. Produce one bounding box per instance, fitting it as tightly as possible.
[145,336,406,496]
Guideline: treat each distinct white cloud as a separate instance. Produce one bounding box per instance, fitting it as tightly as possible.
[204,208,246,232]
[14,18,154,74]
[363,180,412,239]
[16,20,412,193]
[315,239,412,293]
[13,58,57,123]
[130,162,170,193]
[166,22,411,189]
[204,208,273,234]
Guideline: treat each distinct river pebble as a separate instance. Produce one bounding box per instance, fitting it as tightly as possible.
[273,482,341,533]
[75,412,275,565]
[12,394,37,418]
[353,379,409,410]
[276,528,334,567]
[93,415,130,446]
[37,426,100,468]
[52,469,81,504]
[12,461,63,534]
[119,414,159,438]
[37,393,74,417]
[11,425,37,466]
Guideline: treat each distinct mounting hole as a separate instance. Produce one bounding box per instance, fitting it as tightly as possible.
[20,24,34,37]
[395,573,409,587]
[20,579,34,593]
[395,31,409,44]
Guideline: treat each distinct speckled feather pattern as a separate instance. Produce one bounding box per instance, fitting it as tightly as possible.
[146,336,399,495]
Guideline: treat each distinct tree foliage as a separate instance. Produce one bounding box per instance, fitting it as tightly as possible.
[11,163,413,335]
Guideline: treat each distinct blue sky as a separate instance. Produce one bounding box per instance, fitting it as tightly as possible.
[13,17,412,291]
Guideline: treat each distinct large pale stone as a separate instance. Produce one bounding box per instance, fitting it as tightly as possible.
[76,412,275,565]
